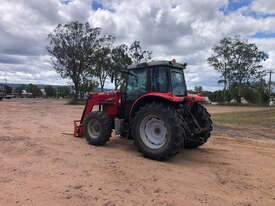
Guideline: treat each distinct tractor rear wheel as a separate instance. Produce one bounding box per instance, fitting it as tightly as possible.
[84,111,112,146]
[185,103,212,149]
[131,103,185,160]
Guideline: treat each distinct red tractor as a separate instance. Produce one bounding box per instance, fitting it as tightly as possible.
[74,60,212,160]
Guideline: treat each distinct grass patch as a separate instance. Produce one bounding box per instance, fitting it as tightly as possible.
[207,103,268,107]
[67,98,87,105]
[212,107,275,129]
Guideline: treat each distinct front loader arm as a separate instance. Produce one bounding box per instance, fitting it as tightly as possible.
[74,91,121,137]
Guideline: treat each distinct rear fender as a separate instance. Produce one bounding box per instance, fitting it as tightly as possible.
[128,92,206,120]
[129,92,181,120]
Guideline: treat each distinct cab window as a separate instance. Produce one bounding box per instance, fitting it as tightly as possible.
[126,68,147,100]
[151,67,169,93]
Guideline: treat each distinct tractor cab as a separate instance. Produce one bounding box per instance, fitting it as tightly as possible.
[122,60,189,119]
[125,60,187,99]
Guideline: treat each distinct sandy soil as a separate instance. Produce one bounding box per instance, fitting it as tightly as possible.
[0,99,275,206]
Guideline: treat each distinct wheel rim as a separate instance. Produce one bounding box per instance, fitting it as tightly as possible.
[87,119,101,139]
[139,115,168,149]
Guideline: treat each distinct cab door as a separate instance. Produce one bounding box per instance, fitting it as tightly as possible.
[123,68,148,119]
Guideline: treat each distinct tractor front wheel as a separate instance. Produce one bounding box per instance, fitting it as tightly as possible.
[84,111,112,146]
[131,103,185,160]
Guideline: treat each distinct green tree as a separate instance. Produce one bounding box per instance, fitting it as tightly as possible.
[111,44,132,90]
[93,35,114,92]
[208,36,268,103]
[80,80,99,98]
[208,38,232,102]
[26,84,42,98]
[194,86,203,93]
[109,42,152,90]
[56,86,71,98]
[47,21,101,100]
[44,85,56,97]
[4,85,13,94]
[244,80,269,105]
[129,41,152,64]
[272,82,275,98]
[15,84,26,96]
[209,90,226,102]
[230,37,267,102]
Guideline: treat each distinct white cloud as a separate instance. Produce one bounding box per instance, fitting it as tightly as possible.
[0,0,274,89]
[251,0,275,14]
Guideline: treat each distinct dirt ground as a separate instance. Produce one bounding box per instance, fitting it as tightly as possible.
[0,99,275,206]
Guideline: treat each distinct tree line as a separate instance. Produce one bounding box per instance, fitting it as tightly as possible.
[47,21,152,101]
[47,22,273,105]
[3,84,72,98]
[190,81,271,105]
[207,36,270,104]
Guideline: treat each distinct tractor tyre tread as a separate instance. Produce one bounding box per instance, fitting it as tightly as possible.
[185,103,212,149]
[84,111,112,146]
[131,103,185,160]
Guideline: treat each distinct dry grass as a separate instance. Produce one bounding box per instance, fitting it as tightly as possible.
[212,107,275,129]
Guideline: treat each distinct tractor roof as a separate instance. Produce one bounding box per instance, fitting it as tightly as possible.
[127,60,187,70]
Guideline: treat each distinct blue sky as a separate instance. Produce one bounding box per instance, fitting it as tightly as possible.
[220,0,252,14]
[91,1,103,10]
[251,32,275,38]
[0,0,274,90]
